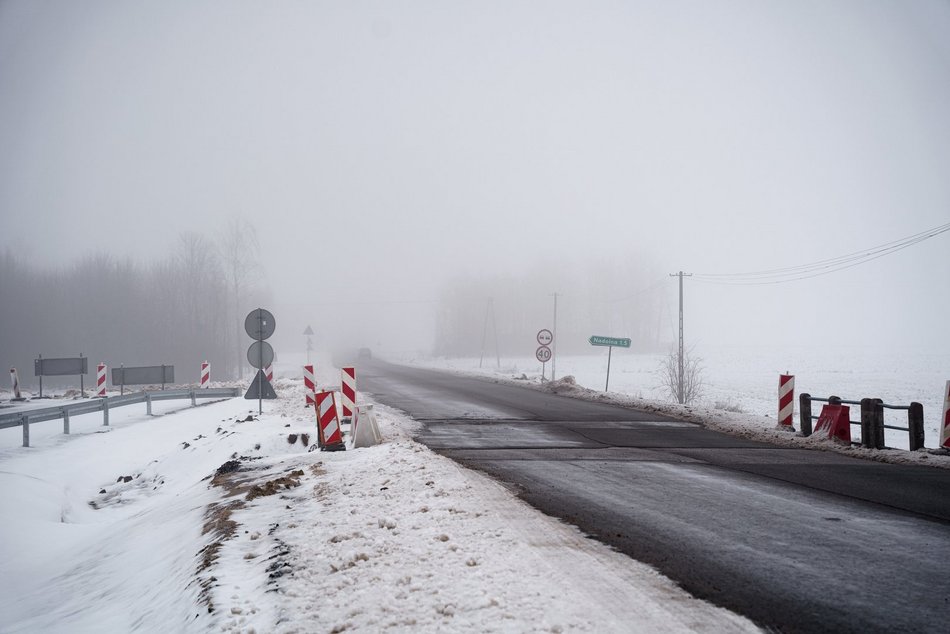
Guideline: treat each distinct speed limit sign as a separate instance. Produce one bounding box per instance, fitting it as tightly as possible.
[537,329,553,346]
[536,345,552,363]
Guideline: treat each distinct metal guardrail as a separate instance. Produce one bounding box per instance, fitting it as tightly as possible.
[0,387,240,447]
[799,393,925,451]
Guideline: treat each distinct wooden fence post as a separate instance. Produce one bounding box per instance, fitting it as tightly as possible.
[908,402,925,451]
[860,398,874,448]
[800,393,812,436]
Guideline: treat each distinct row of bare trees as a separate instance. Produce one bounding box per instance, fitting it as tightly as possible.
[433,259,668,358]
[0,218,264,391]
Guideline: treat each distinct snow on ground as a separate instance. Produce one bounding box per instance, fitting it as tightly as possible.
[396,347,950,469]
[0,364,759,633]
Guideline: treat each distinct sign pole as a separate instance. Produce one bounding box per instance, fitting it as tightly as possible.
[257,308,263,415]
[605,346,612,392]
[541,361,546,382]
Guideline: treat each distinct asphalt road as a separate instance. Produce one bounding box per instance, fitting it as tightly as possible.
[360,360,950,633]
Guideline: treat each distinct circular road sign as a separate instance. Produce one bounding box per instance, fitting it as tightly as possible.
[537,329,553,346]
[245,308,276,340]
[247,341,275,369]
[536,345,552,363]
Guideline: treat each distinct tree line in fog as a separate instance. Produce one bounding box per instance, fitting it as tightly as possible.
[0,218,265,391]
[433,258,670,357]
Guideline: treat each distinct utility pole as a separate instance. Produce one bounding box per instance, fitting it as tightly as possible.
[550,292,560,381]
[669,271,692,404]
[479,298,500,369]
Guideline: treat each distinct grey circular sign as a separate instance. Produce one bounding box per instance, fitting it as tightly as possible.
[537,329,553,346]
[245,308,276,340]
[247,341,275,369]
[536,345,552,363]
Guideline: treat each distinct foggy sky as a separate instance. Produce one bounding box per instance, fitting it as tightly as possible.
[2,1,949,356]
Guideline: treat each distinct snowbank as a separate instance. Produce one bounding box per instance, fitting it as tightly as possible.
[0,374,758,633]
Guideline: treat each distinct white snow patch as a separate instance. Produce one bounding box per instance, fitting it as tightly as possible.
[0,376,759,633]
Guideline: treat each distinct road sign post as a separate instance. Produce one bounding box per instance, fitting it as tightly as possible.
[537,330,554,382]
[588,335,631,392]
[245,308,277,413]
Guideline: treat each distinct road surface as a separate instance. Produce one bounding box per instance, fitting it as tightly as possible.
[361,360,950,633]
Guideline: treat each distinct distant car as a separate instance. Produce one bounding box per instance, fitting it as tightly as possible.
[357,347,372,360]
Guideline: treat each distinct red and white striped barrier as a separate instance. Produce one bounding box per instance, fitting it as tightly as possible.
[9,367,23,400]
[200,361,210,388]
[941,380,950,450]
[97,363,107,397]
[304,364,316,407]
[314,390,345,451]
[265,364,274,383]
[778,374,794,429]
[341,367,356,420]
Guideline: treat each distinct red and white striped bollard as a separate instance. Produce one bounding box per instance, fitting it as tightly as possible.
[341,367,356,421]
[304,364,316,407]
[778,374,795,429]
[265,364,274,383]
[314,390,345,451]
[941,380,950,450]
[9,368,24,401]
[97,363,107,397]
[200,361,210,388]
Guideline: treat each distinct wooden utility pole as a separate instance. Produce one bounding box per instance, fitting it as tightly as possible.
[479,298,501,369]
[669,271,692,404]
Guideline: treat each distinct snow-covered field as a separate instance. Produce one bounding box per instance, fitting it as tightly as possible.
[398,344,950,453]
[0,367,758,633]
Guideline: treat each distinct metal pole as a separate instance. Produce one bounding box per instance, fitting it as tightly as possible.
[551,292,559,382]
[38,354,42,399]
[258,308,263,415]
[605,346,612,392]
[120,364,124,396]
[80,353,85,398]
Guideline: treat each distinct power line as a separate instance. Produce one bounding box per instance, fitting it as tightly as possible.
[693,221,950,285]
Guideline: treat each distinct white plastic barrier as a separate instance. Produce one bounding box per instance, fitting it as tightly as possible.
[351,404,382,448]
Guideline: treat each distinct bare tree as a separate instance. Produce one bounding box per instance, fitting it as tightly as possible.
[657,344,704,404]
[217,216,260,379]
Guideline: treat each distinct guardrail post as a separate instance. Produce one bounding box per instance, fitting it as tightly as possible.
[190,389,196,407]
[908,402,925,451]
[799,393,812,437]
[872,398,885,449]
[829,395,841,406]
[103,398,110,426]
[860,398,874,448]
[146,392,152,416]
[21,415,30,447]
[63,408,70,435]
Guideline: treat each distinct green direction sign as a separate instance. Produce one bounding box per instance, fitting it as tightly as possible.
[588,335,631,348]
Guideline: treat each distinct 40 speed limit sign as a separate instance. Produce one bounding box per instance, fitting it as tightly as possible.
[536,345,552,363]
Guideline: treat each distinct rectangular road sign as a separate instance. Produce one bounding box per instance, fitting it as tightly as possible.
[588,335,631,348]
[35,357,88,376]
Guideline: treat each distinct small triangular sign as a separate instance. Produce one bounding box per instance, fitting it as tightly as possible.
[245,369,277,399]
[303,325,314,336]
